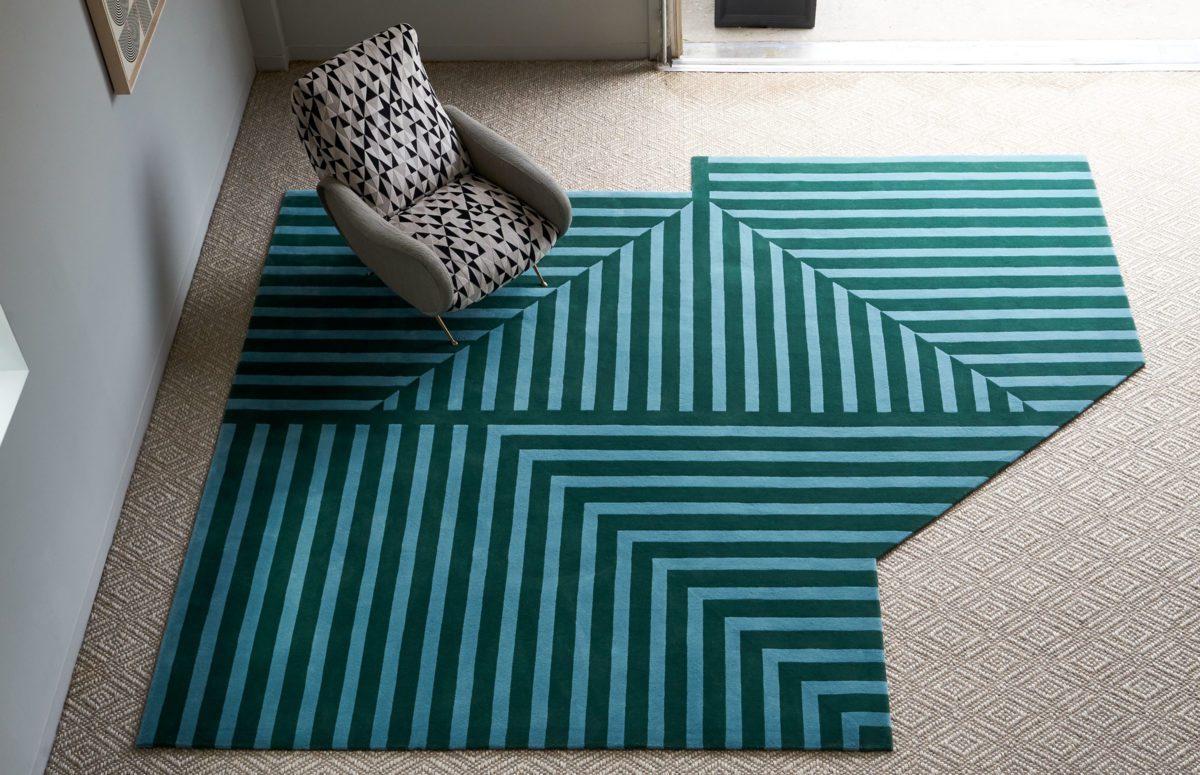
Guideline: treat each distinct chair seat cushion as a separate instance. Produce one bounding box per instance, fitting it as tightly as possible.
[388,173,557,310]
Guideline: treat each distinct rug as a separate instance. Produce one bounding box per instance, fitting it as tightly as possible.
[137,156,1142,751]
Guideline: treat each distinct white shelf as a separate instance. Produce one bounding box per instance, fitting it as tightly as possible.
[0,304,28,447]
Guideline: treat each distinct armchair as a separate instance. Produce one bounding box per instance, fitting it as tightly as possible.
[291,24,571,344]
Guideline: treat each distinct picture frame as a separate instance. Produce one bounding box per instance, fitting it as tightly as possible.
[84,0,166,95]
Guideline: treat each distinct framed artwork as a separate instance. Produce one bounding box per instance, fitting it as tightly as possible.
[85,0,166,94]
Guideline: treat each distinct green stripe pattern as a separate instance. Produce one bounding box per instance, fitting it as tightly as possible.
[139,156,1141,751]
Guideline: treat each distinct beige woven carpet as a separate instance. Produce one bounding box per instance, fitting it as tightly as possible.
[48,62,1200,773]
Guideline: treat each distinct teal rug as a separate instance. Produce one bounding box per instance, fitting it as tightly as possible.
[139,156,1142,750]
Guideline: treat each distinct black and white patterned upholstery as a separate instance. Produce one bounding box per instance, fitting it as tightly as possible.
[389,174,557,310]
[292,25,469,219]
[291,24,559,313]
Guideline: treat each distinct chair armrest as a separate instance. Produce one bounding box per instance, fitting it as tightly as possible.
[317,178,454,316]
[445,105,572,235]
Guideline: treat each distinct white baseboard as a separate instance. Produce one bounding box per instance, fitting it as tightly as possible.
[254,54,290,71]
[670,38,1200,71]
[286,42,651,62]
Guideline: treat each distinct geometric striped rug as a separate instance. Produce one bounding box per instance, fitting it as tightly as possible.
[138,156,1142,750]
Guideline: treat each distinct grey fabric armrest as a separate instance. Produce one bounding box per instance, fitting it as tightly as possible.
[317,178,454,316]
[445,105,572,235]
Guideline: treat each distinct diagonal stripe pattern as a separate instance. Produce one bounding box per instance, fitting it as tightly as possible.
[139,157,1142,751]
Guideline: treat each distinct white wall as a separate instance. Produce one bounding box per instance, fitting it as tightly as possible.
[0,3,254,774]
[271,0,657,62]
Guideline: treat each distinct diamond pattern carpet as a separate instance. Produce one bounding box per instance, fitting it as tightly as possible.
[137,156,1140,751]
[47,63,1200,773]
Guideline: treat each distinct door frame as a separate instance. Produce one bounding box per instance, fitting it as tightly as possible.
[654,0,683,63]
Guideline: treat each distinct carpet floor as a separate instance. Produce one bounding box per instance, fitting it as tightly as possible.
[49,64,1200,772]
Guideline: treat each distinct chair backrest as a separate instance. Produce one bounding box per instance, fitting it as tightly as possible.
[291,24,469,219]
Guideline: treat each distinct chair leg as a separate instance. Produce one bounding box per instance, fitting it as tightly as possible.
[531,262,548,288]
[435,315,459,346]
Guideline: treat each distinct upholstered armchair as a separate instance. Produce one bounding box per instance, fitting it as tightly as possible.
[291,24,571,345]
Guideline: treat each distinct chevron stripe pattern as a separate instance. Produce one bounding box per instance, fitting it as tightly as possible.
[138,157,1142,751]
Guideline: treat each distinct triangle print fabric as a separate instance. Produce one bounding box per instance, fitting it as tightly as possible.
[139,156,1142,751]
[389,173,558,311]
[291,24,469,219]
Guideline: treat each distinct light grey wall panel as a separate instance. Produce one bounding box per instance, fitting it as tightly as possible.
[241,0,290,70]
[0,2,254,773]
[277,0,655,61]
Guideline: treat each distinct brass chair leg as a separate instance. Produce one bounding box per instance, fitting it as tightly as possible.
[531,262,548,288]
[435,315,459,346]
